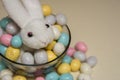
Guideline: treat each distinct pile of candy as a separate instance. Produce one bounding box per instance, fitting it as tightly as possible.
[0,41,97,80]
[0,4,69,65]
[0,4,97,80]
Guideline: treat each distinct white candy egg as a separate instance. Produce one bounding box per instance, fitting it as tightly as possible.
[73,51,86,62]
[86,56,97,68]
[52,26,61,40]
[78,73,92,80]
[34,49,48,64]
[0,69,13,80]
[6,22,20,35]
[56,14,67,25]
[45,15,56,25]
[1,75,12,80]
[21,52,34,65]
[53,42,65,56]
[80,63,92,74]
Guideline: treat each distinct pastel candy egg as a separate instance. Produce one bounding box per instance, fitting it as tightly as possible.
[75,41,88,53]
[0,61,6,71]
[54,24,63,32]
[58,32,69,46]
[35,76,45,80]
[13,75,27,80]
[42,4,52,16]
[6,22,20,35]
[5,47,20,61]
[66,47,76,57]
[21,52,34,64]
[80,63,92,74]
[0,17,12,30]
[0,27,3,37]
[56,14,67,25]
[78,73,92,80]
[59,73,73,80]
[0,69,13,80]
[52,26,61,40]
[46,40,56,50]
[70,59,81,72]
[86,56,97,68]
[53,42,65,56]
[11,35,22,48]
[1,75,12,80]
[47,50,57,62]
[45,72,59,80]
[62,55,72,64]
[57,63,71,74]
[73,51,86,62]
[0,34,12,46]
[45,15,56,25]
[70,71,80,80]
[0,44,7,55]
[34,49,48,64]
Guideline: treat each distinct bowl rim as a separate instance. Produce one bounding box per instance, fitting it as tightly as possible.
[0,25,71,66]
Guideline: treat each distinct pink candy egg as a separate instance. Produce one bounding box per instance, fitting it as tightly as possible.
[35,77,45,80]
[75,41,88,53]
[66,47,76,57]
[0,34,12,46]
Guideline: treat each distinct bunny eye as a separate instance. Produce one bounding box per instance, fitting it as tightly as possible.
[45,24,50,28]
[27,32,33,37]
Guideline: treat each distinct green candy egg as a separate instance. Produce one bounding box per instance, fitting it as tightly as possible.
[0,60,6,71]
[59,73,73,80]
[45,72,59,80]
[0,17,12,30]
[0,44,7,55]
[11,35,22,48]
[58,32,69,46]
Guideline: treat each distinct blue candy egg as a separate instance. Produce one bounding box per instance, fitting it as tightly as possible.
[45,72,59,80]
[62,55,72,64]
[0,60,6,71]
[58,32,69,46]
[59,73,73,80]
[11,35,22,48]
[0,44,7,55]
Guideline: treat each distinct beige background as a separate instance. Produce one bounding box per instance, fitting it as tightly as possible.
[0,0,120,80]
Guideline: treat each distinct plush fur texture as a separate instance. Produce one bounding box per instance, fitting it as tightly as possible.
[2,0,54,49]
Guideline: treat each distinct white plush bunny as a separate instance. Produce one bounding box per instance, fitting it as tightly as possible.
[2,0,54,49]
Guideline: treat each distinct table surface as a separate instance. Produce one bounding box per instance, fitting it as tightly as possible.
[0,0,120,80]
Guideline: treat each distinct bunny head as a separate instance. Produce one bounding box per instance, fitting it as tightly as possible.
[2,0,54,49]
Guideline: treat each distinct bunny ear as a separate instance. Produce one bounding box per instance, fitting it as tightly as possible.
[2,0,30,29]
[21,0,44,20]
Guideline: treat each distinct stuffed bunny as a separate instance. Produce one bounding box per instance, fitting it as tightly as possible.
[2,0,54,49]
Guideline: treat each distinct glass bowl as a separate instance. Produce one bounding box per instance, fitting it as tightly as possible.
[0,25,71,77]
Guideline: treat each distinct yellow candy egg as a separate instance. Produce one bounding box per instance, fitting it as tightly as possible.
[70,59,81,72]
[13,75,27,80]
[46,41,56,50]
[5,47,20,61]
[47,50,57,61]
[42,4,52,16]
[57,63,71,74]
[54,24,63,32]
